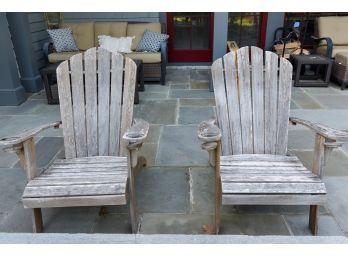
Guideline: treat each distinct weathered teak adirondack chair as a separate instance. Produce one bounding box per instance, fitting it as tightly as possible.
[0,47,149,233]
[198,46,348,235]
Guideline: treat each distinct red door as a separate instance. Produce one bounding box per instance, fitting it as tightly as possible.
[167,13,214,62]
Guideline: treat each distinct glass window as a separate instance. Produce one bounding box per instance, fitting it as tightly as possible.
[228,12,261,47]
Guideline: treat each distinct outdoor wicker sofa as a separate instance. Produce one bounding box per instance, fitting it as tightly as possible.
[43,21,167,84]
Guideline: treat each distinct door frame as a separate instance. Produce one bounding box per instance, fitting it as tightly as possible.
[167,13,214,62]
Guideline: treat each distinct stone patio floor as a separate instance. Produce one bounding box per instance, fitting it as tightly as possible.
[1,67,348,237]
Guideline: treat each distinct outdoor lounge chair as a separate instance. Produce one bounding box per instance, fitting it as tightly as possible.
[0,47,149,233]
[198,46,348,235]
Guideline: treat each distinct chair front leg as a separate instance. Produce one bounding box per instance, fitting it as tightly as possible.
[22,138,43,233]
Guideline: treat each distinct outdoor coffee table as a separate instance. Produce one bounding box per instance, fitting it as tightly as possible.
[291,54,333,87]
[41,59,144,105]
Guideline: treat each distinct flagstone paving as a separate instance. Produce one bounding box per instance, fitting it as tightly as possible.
[1,67,348,238]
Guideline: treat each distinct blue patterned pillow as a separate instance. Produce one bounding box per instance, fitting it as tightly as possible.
[136,29,169,52]
[47,28,78,52]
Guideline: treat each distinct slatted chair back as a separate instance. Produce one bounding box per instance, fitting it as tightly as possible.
[212,46,293,156]
[56,47,137,159]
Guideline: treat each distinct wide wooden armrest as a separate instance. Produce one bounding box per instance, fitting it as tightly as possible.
[290,117,348,141]
[123,118,149,148]
[0,121,62,147]
[198,119,221,143]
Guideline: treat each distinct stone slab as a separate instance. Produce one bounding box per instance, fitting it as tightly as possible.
[144,84,169,93]
[170,89,214,99]
[170,84,189,90]
[178,106,215,125]
[135,167,190,213]
[291,92,323,109]
[14,137,63,169]
[290,109,348,130]
[288,129,315,150]
[189,167,214,214]
[139,92,168,100]
[190,69,211,81]
[139,213,213,234]
[134,99,177,125]
[191,81,210,89]
[220,214,290,235]
[156,125,210,166]
[291,149,348,176]
[138,143,158,167]
[92,214,132,234]
[180,98,216,107]
[323,176,348,233]
[311,95,348,109]
[285,214,344,236]
[0,168,26,215]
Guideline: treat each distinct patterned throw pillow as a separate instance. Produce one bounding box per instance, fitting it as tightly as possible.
[47,28,78,53]
[136,29,169,52]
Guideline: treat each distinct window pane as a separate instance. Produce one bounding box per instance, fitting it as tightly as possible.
[172,13,210,50]
[228,12,260,47]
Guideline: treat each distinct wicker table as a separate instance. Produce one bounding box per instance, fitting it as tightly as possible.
[41,59,144,105]
[291,54,333,87]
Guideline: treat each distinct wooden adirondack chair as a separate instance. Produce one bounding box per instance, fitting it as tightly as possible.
[198,46,348,235]
[0,47,149,233]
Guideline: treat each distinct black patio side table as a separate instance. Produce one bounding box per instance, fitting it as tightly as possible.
[291,54,333,87]
[41,62,61,105]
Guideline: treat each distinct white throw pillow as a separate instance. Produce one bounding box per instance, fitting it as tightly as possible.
[98,35,134,54]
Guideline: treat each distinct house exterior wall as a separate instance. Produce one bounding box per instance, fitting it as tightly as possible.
[0,13,26,106]
[6,13,47,92]
[62,12,161,22]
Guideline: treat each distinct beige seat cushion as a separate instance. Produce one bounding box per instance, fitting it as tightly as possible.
[125,52,161,63]
[94,22,128,46]
[126,23,161,50]
[317,45,348,58]
[317,16,348,45]
[335,52,348,66]
[61,22,95,50]
[48,51,82,63]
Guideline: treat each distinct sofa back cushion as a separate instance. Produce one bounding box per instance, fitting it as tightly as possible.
[61,22,95,50]
[126,23,161,50]
[317,16,348,45]
[94,22,128,46]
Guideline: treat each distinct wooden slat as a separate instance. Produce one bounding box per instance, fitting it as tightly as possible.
[51,162,127,168]
[221,174,320,183]
[250,46,265,153]
[264,51,279,154]
[220,154,299,162]
[70,53,87,157]
[223,51,242,155]
[275,57,293,155]
[120,57,137,156]
[220,167,309,173]
[40,172,127,177]
[212,58,231,155]
[84,48,98,156]
[27,176,127,187]
[237,47,253,153]
[23,183,126,198]
[46,169,127,175]
[220,161,303,167]
[222,182,326,194]
[222,194,327,205]
[109,53,124,156]
[53,156,127,164]
[57,60,76,158]
[23,195,127,208]
[98,48,111,156]
[36,174,126,179]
